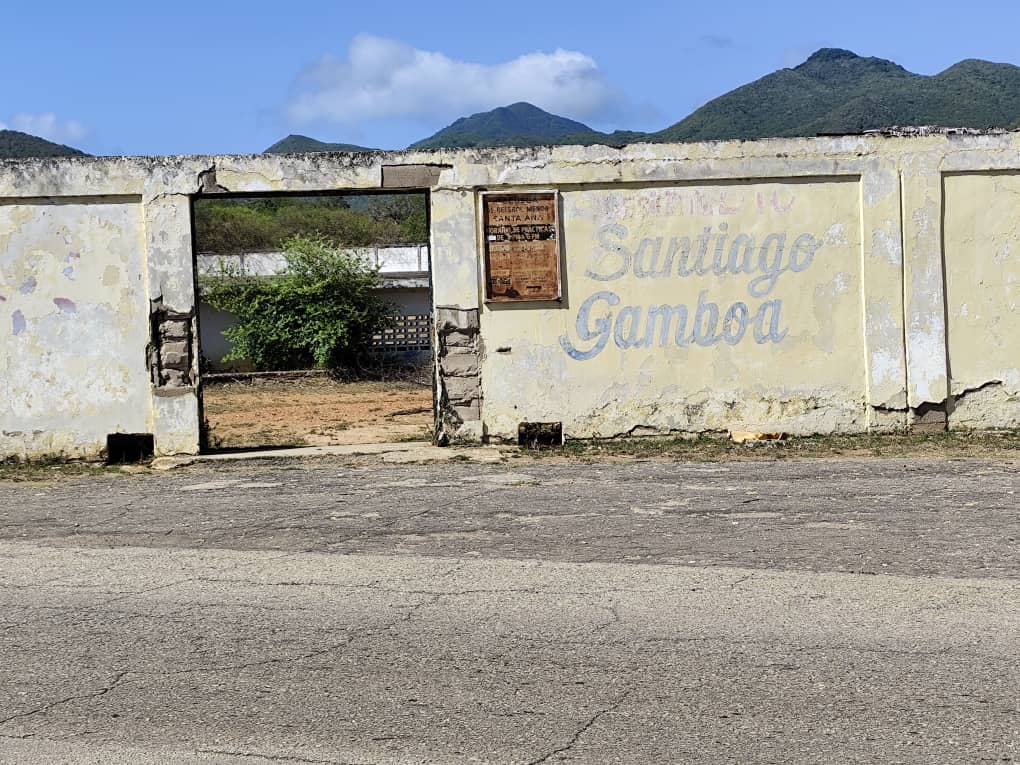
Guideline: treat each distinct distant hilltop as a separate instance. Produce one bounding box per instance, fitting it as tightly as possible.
[6,48,1020,159]
[264,135,375,153]
[0,129,88,158]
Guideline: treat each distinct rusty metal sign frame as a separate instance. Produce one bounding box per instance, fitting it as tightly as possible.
[480,190,562,303]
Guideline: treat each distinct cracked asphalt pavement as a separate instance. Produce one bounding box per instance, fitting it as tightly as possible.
[0,455,1018,763]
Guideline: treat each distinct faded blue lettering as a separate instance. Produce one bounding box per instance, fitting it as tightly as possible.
[753,300,788,343]
[585,224,631,281]
[559,290,619,360]
[692,291,720,346]
[721,302,749,345]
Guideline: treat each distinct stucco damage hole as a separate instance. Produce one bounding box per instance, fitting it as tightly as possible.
[148,299,195,388]
[911,402,947,432]
[518,422,563,448]
[197,167,230,194]
[381,164,450,189]
[954,380,1004,403]
[872,403,909,414]
[106,433,154,464]
[945,380,1020,429]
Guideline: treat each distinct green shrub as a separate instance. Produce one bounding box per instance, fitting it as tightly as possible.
[200,234,395,371]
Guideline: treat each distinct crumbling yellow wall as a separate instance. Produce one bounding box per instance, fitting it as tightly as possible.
[433,134,1019,442]
[2,132,1020,458]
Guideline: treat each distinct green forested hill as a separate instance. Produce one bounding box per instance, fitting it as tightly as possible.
[652,48,1020,142]
[0,129,87,158]
[264,134,376,153]
[408,101,644,149]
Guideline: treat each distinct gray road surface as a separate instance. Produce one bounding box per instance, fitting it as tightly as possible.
[1,456,1018,763]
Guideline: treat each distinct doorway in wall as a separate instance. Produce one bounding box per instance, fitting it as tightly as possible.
[190,190,433,451]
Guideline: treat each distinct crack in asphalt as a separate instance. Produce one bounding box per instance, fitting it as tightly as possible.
[729,573,754,588]
[122,594,441,677]
[0,671,129,727]
[525,690,632,765]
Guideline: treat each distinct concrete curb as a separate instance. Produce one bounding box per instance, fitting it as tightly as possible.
[151,442,511,470]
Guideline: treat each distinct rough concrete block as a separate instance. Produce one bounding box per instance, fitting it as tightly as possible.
[453,401,481,422]
[444,376,480,402]
[161,344,190,369]
[455,420,485,442]
[161,340,189,357]
[442,330,478,348]
[441,351,480,377]
[161,369,189,387]
[436,307,479,334]
[160,320,190,340]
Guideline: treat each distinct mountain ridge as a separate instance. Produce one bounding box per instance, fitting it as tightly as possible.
[5,49,1020,159]
[268,49,1020,153]
[651,48,1020,142]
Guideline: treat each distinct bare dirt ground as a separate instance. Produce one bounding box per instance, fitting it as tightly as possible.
[202,376,432,449]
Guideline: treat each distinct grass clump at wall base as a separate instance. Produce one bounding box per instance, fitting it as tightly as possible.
[0,459,116,483]
[530,430,1020,461]
[199,234,396,372]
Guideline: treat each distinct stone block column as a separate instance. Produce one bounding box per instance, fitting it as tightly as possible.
[430,188,484,443]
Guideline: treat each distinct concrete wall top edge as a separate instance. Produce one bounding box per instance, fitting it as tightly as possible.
[3,132,1018,199]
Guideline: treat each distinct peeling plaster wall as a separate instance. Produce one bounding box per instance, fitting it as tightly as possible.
[0,197,149,458]
[482,179,867,439]
[943,172,1020,428]
[0,157,212,460]
[2,133,1020,458]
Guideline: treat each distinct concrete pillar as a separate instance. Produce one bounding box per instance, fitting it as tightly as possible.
[429,188,484,443]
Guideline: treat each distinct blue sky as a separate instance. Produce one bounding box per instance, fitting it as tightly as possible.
[4,0,1020,156]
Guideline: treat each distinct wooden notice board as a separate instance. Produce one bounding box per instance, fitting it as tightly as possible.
[483,192,561,302]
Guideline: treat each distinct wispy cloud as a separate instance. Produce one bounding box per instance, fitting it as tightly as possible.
[700,34,736,49]
[0,112,87,144]
[286,34,618,128]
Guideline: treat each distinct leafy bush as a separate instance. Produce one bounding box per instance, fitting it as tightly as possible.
[200,234,396,371]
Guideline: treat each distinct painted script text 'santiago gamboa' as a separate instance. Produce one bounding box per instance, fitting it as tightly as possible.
[559,223,823,361]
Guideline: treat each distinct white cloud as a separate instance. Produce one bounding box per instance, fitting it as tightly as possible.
[286,34,617,127]
[0,112,87,144]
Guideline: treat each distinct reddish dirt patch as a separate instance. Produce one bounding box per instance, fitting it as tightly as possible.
[203,377,432,449]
